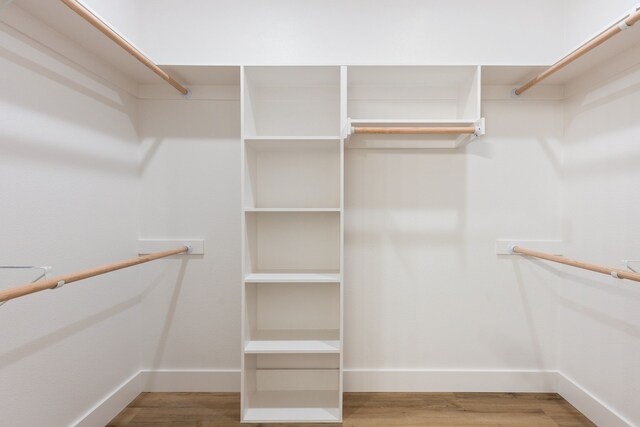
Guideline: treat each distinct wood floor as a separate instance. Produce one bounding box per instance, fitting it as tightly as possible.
[107,392,595,426]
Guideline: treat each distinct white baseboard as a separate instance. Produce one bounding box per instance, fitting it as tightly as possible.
[75,369,632,427]
[556,373,631,427]
[344,369,558,392]
[74,371,141,427]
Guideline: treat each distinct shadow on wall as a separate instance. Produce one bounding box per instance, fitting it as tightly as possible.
[512,260,556,371]
[0,294,141,370]
[344,148,468,364]
[0,132,138,176]
[564,48,640,138]
[518,257,640,336]
[142,259,189,389]
[0,24,138,138]
[136,98,241,174]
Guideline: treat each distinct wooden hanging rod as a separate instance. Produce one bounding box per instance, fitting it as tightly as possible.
[0,246,189,304]
[512,246,640,283]
[515,7,640,95]
[352,126,477,135]
[59,0,189,95]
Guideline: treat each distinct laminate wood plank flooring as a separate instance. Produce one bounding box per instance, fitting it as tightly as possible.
[107,392,595,426]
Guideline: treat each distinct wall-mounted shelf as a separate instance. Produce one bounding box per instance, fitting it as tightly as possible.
[243,404,340,423]
[244,273,340,283]
[243,208,341,213]
[345,66,483,149]
[245,329,340,354]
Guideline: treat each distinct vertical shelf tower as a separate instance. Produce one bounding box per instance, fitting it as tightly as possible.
[241,66,345,423]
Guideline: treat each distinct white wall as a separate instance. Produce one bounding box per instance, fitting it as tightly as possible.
[562,0,639,53]
[0,7,143,427]
[136,95,241,378]
[3,1,640,425]
[83,0,565,66]
[558,43,640,427]
[345,98,564,382]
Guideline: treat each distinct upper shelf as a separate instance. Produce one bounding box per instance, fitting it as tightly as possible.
[347,66,481,122]
[243,66,341,137]
[346,66,482,149]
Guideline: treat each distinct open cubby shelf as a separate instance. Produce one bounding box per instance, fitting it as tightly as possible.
[243,138,341,209]
[243,354,340,423]
[244,282,340,354]
[244,212,340,274]
[243,66,341,137]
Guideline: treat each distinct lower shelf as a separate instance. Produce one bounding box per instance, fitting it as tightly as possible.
[243,391,340,422]
[245,329,340,353]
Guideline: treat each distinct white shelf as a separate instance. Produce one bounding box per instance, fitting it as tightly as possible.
[244,136,341,141]
[347,65,481,122]
[243,391,340,422]
[245,329,340,354]
[243,407,340,423]
[350,118,477,126]
[244,208,340,213]
[245,341,340,354]
[244,272,340,283]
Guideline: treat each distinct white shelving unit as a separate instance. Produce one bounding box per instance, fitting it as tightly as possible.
[240,64,484,423]
[346,66,483,148]
[241,66,344,423]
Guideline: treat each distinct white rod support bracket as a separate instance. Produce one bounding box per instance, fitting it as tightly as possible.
[0,265,52,306]
[511,88,521,98]
[620,6,640,29]
[474,118,486,137]
[53,280,65,289]
[182,88,192,100]
[611,271,621,279]
[344,118,353,138]
[495,240,564,255]
[138,239,205,255]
